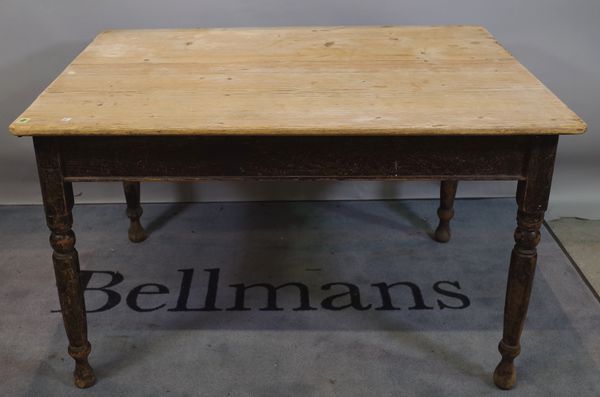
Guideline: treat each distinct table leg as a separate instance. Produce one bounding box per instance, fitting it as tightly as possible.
[494,137,556,389]
[123,181,147,242]
[434,180,458,242]
[38,172,95,388]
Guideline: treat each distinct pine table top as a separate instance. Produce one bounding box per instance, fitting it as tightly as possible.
[10,25,586,136]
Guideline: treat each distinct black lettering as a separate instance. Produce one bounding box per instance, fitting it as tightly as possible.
[51,270,123,313]
[372,282,433,310]
[168,268,222,312]
[226,282,317,311]
[433,281,470,309]
[321,282,371,311]
[126,283,169,312]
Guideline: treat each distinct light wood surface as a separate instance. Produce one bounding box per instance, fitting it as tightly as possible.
[10,25,586,136]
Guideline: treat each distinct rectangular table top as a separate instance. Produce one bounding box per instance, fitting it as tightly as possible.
[10,25,586,137]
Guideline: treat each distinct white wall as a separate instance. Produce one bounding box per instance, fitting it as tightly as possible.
[1,0,598,219]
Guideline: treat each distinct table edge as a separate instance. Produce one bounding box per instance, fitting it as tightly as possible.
[9,123,588,137]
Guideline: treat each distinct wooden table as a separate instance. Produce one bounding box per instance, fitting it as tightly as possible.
[10,25,586,390]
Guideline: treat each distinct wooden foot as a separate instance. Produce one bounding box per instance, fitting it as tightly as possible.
[434,180,458,243]
[35,138,96,388]
[70,342,96,388]
[494,341,519,389]
[123,181,147,242]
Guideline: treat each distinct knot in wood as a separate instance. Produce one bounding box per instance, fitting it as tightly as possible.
[50,230,76,253]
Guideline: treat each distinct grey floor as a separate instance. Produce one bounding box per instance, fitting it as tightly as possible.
[548,218,600,299]
[1,199,600,396]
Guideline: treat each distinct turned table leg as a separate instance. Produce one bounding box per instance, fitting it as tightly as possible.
[493,137,557,389]
[123,181,147,242]
[35,139,96,388]
[434,180,458,243]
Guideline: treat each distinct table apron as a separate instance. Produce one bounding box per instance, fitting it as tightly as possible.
[34,135,544,182]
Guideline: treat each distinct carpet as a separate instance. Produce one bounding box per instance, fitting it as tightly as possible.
[1,198,599,396]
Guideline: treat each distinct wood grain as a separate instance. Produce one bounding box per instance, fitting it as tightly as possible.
[10,26,586,136]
